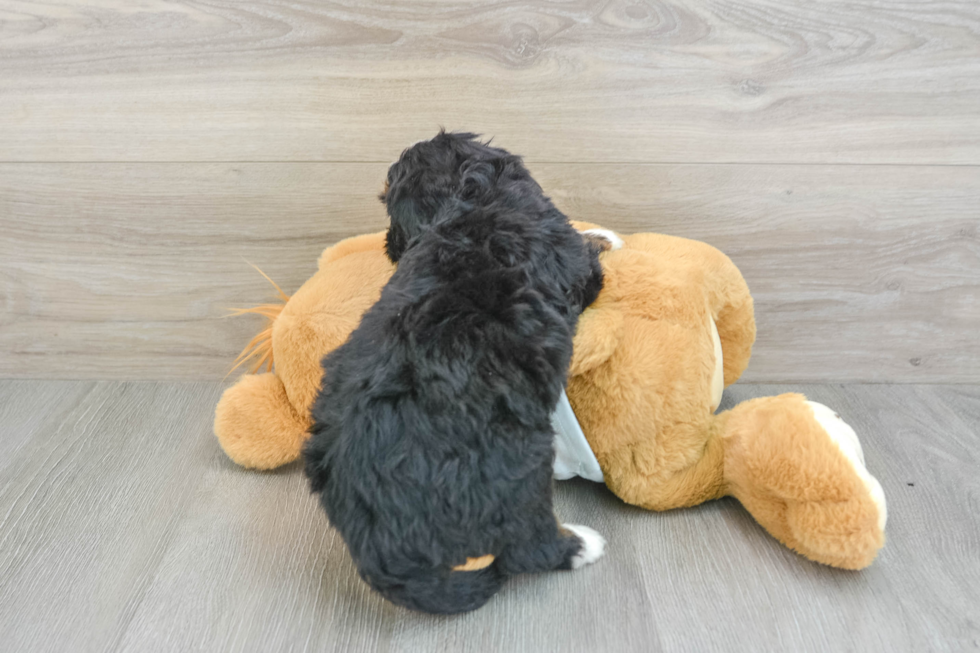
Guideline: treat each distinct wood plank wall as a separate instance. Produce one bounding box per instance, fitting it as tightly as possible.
[1,0,978,382]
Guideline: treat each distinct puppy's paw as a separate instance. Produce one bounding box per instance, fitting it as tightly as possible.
[581,228,624,252]
[563,523,607,569]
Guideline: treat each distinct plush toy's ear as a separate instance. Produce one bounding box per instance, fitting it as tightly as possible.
[569,301,624,377]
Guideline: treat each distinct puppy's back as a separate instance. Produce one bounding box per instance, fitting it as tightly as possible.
[305,203,594,613]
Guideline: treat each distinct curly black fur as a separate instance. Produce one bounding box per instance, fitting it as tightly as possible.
[304,132,605,614]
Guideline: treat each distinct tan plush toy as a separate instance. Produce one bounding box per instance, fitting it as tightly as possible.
[215,225,887,570]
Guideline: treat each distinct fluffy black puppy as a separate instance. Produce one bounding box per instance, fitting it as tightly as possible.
[304,132,610,614]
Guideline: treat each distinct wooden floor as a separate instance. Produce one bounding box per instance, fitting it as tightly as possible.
[0,380,977,652]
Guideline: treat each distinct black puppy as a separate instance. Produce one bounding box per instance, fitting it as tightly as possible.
[304,132,613,614]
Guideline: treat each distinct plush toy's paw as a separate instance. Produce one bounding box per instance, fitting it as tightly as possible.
[778,402,887,570]
[563,524,607,569]
[581,228,624,252]
[806,401,887,532]
[723,394,887,570]
[214,373,311,470]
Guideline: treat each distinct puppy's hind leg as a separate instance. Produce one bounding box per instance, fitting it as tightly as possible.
[561,524,607,569]
[496,520,606,575]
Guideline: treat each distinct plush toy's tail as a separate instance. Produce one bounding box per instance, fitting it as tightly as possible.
[226,264,291,376]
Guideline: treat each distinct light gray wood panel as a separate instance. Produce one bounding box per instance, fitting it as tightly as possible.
[541,163,980,383]
[0,382,977,652]
[0,162,390,381]
[0,380,94,477]
[1,0,979,164]
[1,162,977,382]
[0,381,224,653]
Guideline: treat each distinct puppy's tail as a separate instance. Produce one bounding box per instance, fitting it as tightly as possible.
[373,563,506,615]
[225,263,291,376]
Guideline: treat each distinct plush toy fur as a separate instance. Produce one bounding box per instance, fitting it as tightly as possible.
[215,226,887,571]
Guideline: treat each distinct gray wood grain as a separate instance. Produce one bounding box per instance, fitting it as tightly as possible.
[0,381,224,653]
[1,0,978,164]
[0,380,94,477]
[1,162,976,382]
[1,381,977,652]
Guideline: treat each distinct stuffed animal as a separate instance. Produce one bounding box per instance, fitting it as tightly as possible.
[215,225,887,570]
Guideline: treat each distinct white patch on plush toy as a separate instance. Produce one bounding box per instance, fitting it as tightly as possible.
[563,523,607,569]
[552,390,604,482]
[710,316,724,413]
[806,401,888,532]
[581,228,624,251]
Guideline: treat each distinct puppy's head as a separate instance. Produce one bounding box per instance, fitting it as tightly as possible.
[379,131,540,262]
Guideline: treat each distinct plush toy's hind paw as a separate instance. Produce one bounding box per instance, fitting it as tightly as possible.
[806,402,887,532]
[723,394,887,570]
[214,373,310,470]
[786,402,887,569]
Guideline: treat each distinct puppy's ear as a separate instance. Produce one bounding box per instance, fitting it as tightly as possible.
[384,196,423,263]
[567,237,607,312]
[380,161,423,263]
